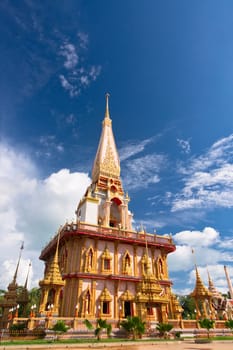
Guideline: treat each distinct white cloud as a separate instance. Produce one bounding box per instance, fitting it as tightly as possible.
[59,74,80,97]
[60,43,78,70]
[169,227,231,271]
[58,37,101,97]
[173,227,219,247]
[77,32,89,49]
[172,134,233,211]
[39,135,64,155]
[0,142,91,289]
[88,65,101,81]
[122,153,166,190]
[119,137,154,161]
[177,138,191,154]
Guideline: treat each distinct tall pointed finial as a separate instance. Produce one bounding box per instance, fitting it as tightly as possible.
[24,262,31,289]
[105,93,110,119]
[13,242,24,284]
[191,247,197,267]
[207,266,211,284]
[54,226,62,262]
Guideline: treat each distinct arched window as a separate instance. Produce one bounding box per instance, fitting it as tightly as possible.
[101,247,112,273]
[122,251,132,274]
[86,289,91,315]
[88,249,93,268]
[99,287,112,316]
[85,246,95,272]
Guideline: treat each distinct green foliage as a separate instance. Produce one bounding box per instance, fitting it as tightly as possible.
[156,322,173,338]
[94,319,112,340]
[198,318,215,338]
[120,316,146,340]
[83,318,94,330]
[178,295,196,319]
[52,320,68,333]
[9,322,27,336]
[174,331,182,339]
[10,323,27,331]
[225,319,233,330]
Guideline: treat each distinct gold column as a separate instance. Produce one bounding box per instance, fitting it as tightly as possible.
[80,238,86,272]
[78,280,83,317]
[54,289,60,314]
[114,281,119,320]
[151,248,155,276]
[114,242,118,274]
[133,246,137,276]
[94,239,98,273]
[120,204,126,229]
[92,280,96,316]
[103,200,111,226]
[40,289,48,314]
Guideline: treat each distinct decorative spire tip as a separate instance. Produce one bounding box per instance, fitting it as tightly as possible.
[105,93,110,119]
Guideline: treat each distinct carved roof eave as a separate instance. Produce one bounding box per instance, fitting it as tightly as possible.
[39,278,65,287]
[120,289,135,301]
[136,293,169,304]
[99,287,112,301]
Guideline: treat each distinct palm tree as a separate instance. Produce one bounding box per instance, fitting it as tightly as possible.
[225,319,233,333]
[94,318,112,340]
[156,322,173,339]
[83,318,94,331]
[120,316,146,340]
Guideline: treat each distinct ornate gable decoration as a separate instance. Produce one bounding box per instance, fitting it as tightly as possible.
[99,287,112,301]
[120,289,135,301]
[100,142,120,179]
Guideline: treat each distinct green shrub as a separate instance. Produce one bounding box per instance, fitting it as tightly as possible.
[198,318,215,338]
[120,316,146,340]
[225,319,233,331]
[52,320,68,333]
[156,322,173,339]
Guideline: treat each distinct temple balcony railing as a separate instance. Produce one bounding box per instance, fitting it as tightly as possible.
[40,221,175,259]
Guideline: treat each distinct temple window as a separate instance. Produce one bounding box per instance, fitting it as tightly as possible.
[102,301,110,314]
[147,306,154,315]
[104,258,111,270]
[141,253,147,275]
[122,251,132,274]
[86,290,91,314]
[99,287,112,317]
[85,247,95,272]
[158,258,164,278]
[101,247,112,273]
[89,249,93,267]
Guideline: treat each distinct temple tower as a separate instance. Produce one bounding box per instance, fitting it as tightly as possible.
[39,95,178,324]
[39,230,64,316]
[0,243,23,328]
[76,94,132,230]
[190,266,214,319]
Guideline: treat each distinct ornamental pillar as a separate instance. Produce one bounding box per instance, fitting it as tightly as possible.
[103,200,111,226]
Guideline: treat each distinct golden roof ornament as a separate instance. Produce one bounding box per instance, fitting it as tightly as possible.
[39,228,64,287]
[92,94,121,182]
[190,265,212,298]
[207,268,222,299]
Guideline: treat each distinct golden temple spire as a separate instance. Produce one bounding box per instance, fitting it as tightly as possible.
[39,228,64,286]
[191,265,211,297]
[92,94,121,182]
[24,262,31,289]
[207,267,222,299]
[13,242,24,285]
[105,93,110,119]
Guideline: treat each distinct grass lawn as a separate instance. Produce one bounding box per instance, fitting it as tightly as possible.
[1,336,233,346]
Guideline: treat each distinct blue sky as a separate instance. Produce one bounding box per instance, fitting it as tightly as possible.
[1,0,233,295]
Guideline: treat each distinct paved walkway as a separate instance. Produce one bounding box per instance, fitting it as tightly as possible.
[1,341,233,350]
